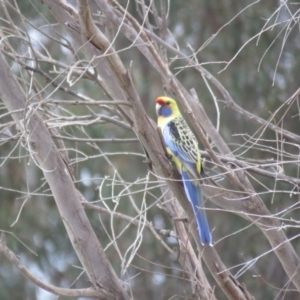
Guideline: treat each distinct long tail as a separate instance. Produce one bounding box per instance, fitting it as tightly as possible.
[181,171,212,246]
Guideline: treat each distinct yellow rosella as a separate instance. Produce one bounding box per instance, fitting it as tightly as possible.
[156,96,212,245]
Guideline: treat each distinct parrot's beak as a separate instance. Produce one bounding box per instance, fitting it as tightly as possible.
[155,103,162,116]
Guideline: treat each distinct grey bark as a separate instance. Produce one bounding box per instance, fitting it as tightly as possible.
[0,51,130,300]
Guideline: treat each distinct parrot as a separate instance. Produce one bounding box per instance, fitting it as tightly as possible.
[155,96,212,245]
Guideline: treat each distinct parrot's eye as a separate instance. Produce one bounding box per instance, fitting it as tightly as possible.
[166,101,170,105]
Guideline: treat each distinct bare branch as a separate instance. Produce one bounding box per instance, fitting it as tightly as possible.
[0,49,130,299]
[0,234,102,298]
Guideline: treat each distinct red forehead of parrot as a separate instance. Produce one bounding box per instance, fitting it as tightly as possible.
[156,98,166,105]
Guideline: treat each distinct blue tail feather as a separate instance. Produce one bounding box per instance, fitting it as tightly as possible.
[181,171,212,245]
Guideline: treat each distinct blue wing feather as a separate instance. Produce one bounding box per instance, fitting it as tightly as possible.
[162,125,178,155]
[162,123,192,163]
[162,121,212,245]
[162,122,199,177]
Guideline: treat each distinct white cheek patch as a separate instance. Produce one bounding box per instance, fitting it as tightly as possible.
[155,103,162,116]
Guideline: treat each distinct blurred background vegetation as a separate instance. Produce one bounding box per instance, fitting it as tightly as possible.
[0,0,300,299]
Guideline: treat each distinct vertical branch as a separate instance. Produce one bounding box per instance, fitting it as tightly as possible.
[0,51,130,300]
